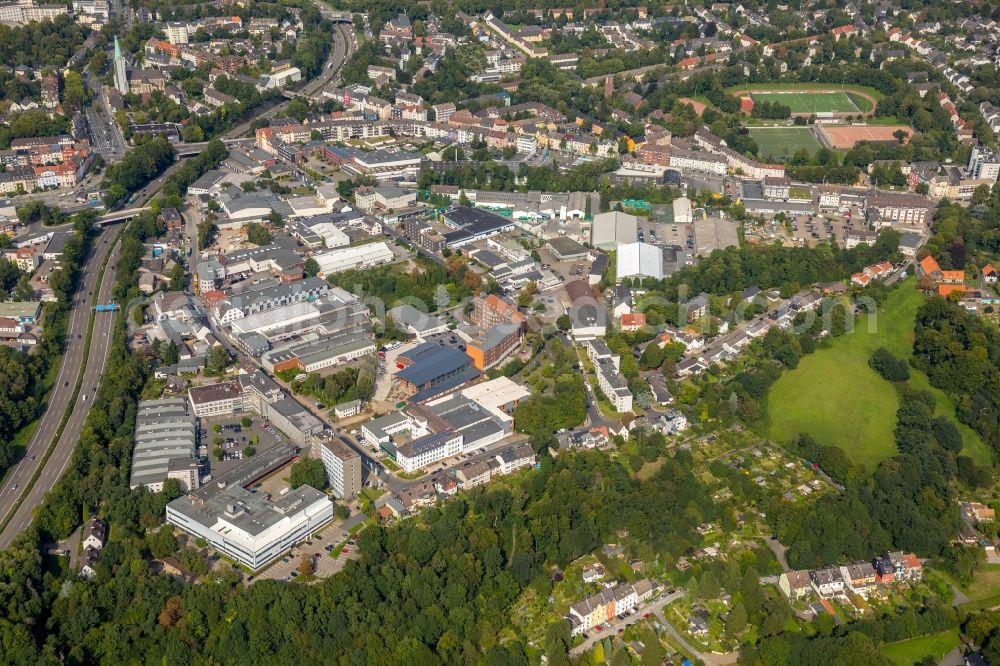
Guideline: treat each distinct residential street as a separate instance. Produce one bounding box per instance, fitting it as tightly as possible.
[765,536,792,573]
[570,589,686,656]
[652,607,739,666]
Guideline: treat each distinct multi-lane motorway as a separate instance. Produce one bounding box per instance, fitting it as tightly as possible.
[0,226,121,548]
[0,14,358,547]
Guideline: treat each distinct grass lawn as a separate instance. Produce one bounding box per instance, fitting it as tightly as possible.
[766,280,991,470]
[880,628,961,666]
[750,91,859,114]
[727,81,883,99]
[747,126,822,162]
[636,457,665,480]
[936,563,1000,611]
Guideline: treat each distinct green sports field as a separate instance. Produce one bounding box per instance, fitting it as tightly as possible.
[747,127,822,161]
[750,91,861,114]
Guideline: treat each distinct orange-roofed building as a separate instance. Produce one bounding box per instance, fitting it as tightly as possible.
[870,261,893,277]
[940,270,965,284]
[901,553,923,579]
[983,264,998,284]
[620,313,646,331]
[202,290,226,307]
[851,272,871,287]
[917,255,942,279]
[831,24,855,40]
[937,284,968,298]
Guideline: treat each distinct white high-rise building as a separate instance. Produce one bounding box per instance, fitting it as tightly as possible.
[969,146,1000,183]
[165,22,189,44]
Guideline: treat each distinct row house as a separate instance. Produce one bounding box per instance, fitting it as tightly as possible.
[981,102,1000,137]
[9,135,81,166]
[840,562,877,595]
[693,127,784,178]
[810,567,844,596]
[667,147,727,176]
[779,552,921,601]
[568,579,654,636]
[873,552,923,583]
[865,192,934,227]
[850,261,893,287]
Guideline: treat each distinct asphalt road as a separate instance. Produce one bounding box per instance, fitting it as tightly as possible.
[0,11,357,547]
[222,22,355,139]
[0,226,121,548]
[569,590,686,656]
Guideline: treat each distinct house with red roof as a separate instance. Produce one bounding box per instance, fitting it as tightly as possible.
[917,255,943,279]
[620,312,646,332]
[831,25,855,40]
[937,284,969,298]
[982,264,998,284]
[940,270,965,285]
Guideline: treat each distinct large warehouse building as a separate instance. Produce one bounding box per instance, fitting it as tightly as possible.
[616,242,664,281]
[590,211,639,249]
[440,206,515,248]
[130,398,199,492]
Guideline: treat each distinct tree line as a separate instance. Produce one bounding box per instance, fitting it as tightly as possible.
[913,296,1000,456]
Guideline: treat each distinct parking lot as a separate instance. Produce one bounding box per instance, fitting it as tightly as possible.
[252,519,364,584]
[535,244,591,284]
[788,209,858,246]
[198,414,290,480]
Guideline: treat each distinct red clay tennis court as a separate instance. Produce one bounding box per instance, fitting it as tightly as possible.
[816,124,913,149]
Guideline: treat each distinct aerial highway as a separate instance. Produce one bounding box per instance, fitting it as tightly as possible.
[0,225,121,547]
[0,14,358,547]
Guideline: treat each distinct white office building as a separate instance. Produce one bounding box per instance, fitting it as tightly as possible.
[166,484,332,570]
[969,146,1000,183]
[595,357,633,413]
[318,437,362,500]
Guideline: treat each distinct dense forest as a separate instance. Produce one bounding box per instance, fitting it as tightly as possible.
[0,15,91,67]
[913,297,1000,455]
[291,362,377,407]
[629,231,902,324]
[741,601,959,666]
[417,157,619,194]
[512,338,587,437]
[1,433,735,663]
